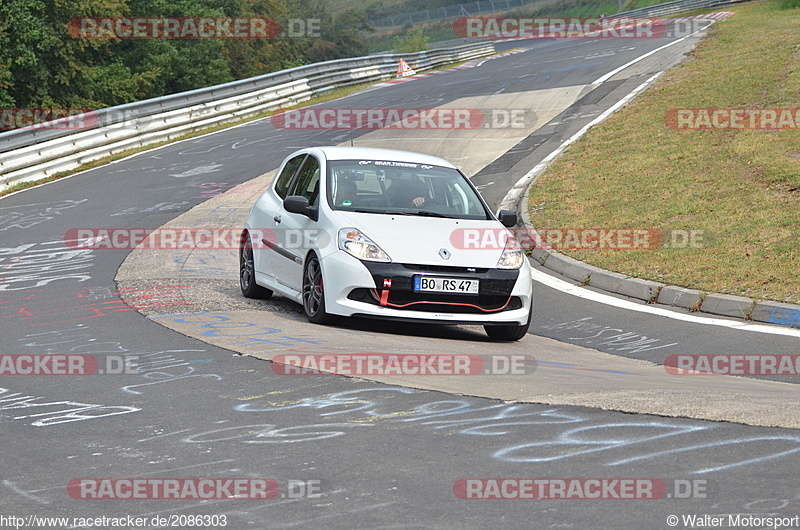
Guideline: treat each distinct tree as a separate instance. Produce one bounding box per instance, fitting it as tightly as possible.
[223,0,309,78]
[316,9,374,60]
[0,0,133,108]
[0,0,375,113]
[119,0,235,98]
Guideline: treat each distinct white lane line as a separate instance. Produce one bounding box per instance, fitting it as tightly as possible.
[531,267,800,337]
[593,21,715,84]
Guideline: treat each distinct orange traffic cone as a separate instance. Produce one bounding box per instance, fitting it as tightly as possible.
[397,59,416,77]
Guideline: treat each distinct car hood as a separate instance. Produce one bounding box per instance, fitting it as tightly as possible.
[332,211,519,268]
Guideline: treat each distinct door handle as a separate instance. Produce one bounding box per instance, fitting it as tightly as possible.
[273,215,281,224]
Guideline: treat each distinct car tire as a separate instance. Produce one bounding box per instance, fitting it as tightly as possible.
[240,234,273,300]
[484,303,532,341]
[302,253,337,324]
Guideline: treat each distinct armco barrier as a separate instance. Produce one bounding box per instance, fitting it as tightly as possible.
[0,42,495,191]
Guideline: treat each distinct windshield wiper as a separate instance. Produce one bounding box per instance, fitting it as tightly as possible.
[380,210,417,216]
[408,210,454,218]
[350,209,455,218]
[350,209,409,215]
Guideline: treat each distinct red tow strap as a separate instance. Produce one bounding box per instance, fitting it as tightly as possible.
[379,290,390,306]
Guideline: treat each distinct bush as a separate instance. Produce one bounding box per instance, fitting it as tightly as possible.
[392,27,429,52]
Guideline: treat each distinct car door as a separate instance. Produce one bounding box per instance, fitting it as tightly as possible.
[270,154,321,291]
[251,153,306,282]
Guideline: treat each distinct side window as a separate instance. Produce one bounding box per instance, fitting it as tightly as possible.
[274,154,306,199]
[289,155,321,205]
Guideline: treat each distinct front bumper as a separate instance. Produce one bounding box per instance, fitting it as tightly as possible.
[322,252,533,325]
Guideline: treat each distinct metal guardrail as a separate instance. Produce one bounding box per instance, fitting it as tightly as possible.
[0,42,495,190]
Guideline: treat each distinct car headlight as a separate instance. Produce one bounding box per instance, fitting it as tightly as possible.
[338,228,391,262]
[496,235,525,269]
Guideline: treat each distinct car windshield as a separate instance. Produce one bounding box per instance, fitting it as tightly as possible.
[327,159,491,219]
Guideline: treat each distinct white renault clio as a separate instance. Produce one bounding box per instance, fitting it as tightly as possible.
[240,146,533,341]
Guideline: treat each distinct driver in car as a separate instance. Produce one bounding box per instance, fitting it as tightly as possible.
[388,172,428,208]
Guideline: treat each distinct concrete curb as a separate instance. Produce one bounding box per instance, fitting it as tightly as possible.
[519,201,800,330]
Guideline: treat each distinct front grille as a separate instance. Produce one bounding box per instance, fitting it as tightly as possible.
[348,288,522,314]
[356,261,521,313]
[401,263,489,274]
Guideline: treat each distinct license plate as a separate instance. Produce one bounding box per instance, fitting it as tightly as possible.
[413,276,479,294]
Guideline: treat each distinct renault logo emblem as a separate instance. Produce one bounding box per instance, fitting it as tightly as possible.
[438,248,451,260]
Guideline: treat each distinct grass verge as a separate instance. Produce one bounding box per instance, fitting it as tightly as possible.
[527,1,800,304]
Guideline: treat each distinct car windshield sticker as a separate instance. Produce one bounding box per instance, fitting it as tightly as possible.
[356,160,440,170]
[375,161,419,168]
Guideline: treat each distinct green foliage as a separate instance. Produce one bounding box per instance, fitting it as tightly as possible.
[118,0,233,98]
[0,0,130,107]
[318,9,374,60]
[392,26,428,53]
[363,0,465,20]
[0,0,374,112]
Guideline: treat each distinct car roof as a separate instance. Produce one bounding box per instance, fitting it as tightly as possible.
[309,146,458,169]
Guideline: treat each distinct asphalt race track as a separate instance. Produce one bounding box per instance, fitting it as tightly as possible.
[2,18,799,529]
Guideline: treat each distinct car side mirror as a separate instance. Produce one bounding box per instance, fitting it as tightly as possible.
[498,210,517,228]
[283,196,318,221]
